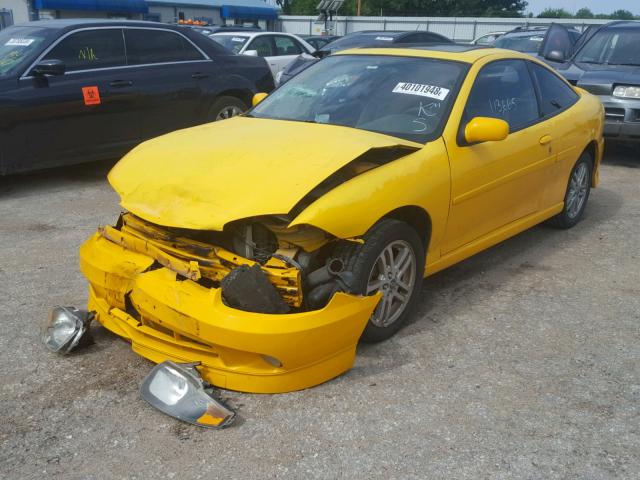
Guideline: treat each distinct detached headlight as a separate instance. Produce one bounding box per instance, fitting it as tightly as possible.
[613,85,640,99]
[42,306,93,354]
[140,361,236,429]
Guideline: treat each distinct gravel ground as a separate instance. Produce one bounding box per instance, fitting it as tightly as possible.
[0,144,638,480]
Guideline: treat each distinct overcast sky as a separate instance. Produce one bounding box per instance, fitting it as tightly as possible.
[526,0,640,15]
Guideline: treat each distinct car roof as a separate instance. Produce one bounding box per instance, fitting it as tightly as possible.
[16,18,177,30]
[502,29,548,38]
[600,20,640,30]
[336,45,526,64]
[210,31,289,38]
[341,31,416,38]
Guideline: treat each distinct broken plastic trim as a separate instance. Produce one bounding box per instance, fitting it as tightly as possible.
[289,145,419,218]
[140,361,236,429]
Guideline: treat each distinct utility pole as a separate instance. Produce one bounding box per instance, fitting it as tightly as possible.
[357,0,361,16]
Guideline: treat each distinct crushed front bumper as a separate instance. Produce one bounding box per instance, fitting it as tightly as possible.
[80,232,380,393]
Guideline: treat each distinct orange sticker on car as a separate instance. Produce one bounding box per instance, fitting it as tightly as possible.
[82,86,101,106]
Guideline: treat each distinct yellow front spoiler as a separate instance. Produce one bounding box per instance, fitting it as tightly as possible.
[80,233,380,393]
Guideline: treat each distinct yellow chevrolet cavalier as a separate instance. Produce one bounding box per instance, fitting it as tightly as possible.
[80,45,604,393]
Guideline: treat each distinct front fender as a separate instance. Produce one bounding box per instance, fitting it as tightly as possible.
[289,137,451,264]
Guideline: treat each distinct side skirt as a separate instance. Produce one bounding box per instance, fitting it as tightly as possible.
[425,202,564,277]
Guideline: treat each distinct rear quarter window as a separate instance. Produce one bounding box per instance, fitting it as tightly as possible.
[529,62,579,116]
[124,29,204,64]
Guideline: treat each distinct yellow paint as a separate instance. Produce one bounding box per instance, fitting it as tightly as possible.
[108,117,419,231]
[81,47,604,393]
[252,92,268,106]
[81,230,381,393]
[464,117,509,144]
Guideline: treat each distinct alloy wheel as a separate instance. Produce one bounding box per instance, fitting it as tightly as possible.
[566,162,589,219]
[216,106,244,120]
[366,240,417,328]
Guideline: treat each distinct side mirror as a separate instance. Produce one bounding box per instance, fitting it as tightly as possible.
[243,49,258,57]
[32,59,66,76]
[545,50,566,62]
[252,92,268,107]
[464,117,509,144]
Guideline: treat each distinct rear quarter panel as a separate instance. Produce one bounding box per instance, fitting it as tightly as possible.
[548,88,604,206]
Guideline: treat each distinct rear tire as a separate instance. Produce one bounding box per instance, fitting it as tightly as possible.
[207,96,248,121]
[548,152,593,229]
[333,219,425,343]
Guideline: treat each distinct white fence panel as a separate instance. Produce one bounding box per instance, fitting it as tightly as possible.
[277,15,610,41]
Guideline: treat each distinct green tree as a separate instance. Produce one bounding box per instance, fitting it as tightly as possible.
[610,9,635,20]
[537,8,573,18]
[574,7,594,19]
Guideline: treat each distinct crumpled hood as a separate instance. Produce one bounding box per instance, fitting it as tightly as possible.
[109,116,419,230]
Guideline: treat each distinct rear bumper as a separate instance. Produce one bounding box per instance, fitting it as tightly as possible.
[601,96,640,141]
[80,232,380,393]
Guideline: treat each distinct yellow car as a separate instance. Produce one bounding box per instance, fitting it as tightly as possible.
[80,45,604,394]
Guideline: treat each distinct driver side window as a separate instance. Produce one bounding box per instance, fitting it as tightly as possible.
[43,29,126,72]
[464,59,540,133]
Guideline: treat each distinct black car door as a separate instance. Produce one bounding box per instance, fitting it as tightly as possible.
[122,27,209,140]
[15,28,140,171]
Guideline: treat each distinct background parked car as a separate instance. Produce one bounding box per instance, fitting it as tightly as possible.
[0,20,275,175]
[550,21,640,143]
[494,26,581,60]
[299,35,341,50]
[276,30,453,85]
[470,31,506,46]
[209,31,315,78]
[189,25,262,36]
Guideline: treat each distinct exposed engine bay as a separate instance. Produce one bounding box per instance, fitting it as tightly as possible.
[101,212,358,314]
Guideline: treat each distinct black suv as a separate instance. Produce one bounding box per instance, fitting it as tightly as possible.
[0,19,274,175]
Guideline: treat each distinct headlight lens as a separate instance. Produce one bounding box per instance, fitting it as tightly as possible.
[140,361,236,429]
[613,85,640,99]
[42,306,93,354]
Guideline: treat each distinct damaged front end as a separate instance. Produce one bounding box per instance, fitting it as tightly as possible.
[80,212,380,393]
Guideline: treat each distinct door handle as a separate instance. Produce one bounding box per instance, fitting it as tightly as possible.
[191,72,209,79]
[109,80,132,88]
[539,135,553,145]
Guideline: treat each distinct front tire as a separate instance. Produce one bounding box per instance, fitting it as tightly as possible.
[335,219,425,343]
[548,152,593,229]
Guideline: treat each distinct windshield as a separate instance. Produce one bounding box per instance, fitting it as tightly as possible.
[495,33,544,54]
[0,26,51,77]
[575,28,640,66]
[209,35,249,54]
[251,54,466,143]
